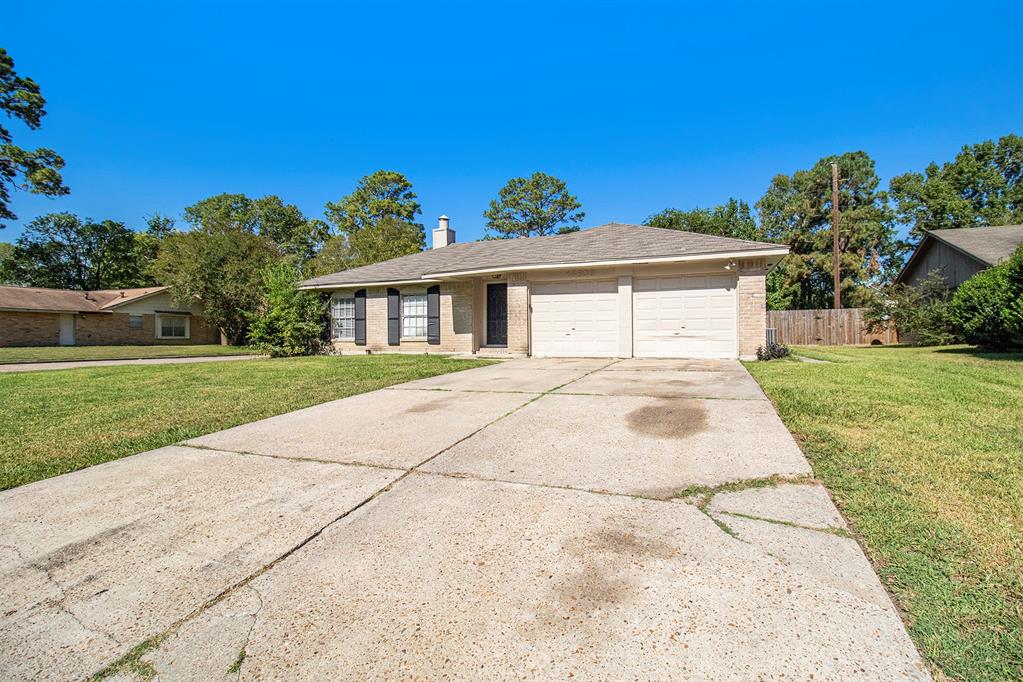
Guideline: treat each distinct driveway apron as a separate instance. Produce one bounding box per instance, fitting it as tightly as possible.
[0,358,931,680]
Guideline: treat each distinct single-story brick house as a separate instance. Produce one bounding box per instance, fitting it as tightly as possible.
[896,224,1023,289]
[301,219,789,359]
[0,285,220,347]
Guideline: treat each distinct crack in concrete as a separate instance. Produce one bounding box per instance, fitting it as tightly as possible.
[178,442,408,473]
[714,510,851,537]
[231,584,263,680]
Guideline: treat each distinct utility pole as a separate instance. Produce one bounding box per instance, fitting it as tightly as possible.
[831,162,841,310]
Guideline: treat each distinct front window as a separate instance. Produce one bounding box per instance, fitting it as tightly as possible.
[331,296,355,339]
[402,293,428,338]
[158,315,188,339]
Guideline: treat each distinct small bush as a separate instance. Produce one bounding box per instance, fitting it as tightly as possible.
[863,271,957,346]
[949,244,1023,351]
[756,342,791,361]
[247,261,325,357]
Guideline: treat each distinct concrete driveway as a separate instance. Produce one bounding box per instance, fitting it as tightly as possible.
[0,358,930,680]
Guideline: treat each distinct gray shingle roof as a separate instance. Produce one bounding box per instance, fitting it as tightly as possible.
[0,285,168,313]
[301,223,786,288]
[925,225,1023,265]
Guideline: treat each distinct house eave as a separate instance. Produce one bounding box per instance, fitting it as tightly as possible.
[298,278,445,291]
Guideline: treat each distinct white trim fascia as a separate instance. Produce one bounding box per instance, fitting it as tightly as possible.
[299,278,443,290]
[422,248,791,279]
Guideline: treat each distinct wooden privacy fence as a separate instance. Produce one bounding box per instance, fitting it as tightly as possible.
[767,308,897,346]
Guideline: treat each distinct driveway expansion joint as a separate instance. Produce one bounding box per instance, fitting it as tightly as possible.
[176,443,410,474]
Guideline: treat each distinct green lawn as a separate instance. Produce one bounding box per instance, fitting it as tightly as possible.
[0,355,494,491]
[0,344,257,364]
[745,345,1023,682]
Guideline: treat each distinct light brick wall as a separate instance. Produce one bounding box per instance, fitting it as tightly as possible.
[0,311,219,347]
[330,282,474,354]
[0,311,61,346]
[737,260,768,358]
[76,313,219,345]
[506,274,529,354]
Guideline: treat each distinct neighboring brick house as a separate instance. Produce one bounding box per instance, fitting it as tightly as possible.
[301,219,788,360]
[0,285,221,347]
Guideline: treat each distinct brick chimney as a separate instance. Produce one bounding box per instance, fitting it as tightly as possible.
[432,215,455,249]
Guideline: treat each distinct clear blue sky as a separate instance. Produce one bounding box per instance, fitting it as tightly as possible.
[3,1,1022,243]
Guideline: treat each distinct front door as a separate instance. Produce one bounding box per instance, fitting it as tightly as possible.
[59,314,76,346]
[486,283,508,346]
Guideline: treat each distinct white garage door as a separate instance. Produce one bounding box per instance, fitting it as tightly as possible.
[633,275,737,359]
[531,280,619,357]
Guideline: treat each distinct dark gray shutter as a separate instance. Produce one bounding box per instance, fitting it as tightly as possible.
[387,288,400,345]
[354,289,367,346]
[427,285,440,345]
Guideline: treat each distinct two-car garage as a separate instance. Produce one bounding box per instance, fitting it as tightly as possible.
[529,274,738,359]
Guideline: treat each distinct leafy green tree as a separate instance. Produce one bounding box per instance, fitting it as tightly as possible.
[0,48,69,227]
[890,135,1023,238]
[863,271,958,346]
[347,217,425,266]
[131,213,177,285]
[305,234,353,278]
[646,198,762,241]
[152,228,280,344]
[3,213,148,289]
[757,151,902,309]
[183,193,326,260]
[252,195,329,261]
[0,241,14,283]
[325,170,423,235]
[247,260,325,357]
[949,244,1023,350]
[483,171,585,238]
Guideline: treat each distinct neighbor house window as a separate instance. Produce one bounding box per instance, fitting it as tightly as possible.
[157,314,189,339]
[402,293,428,337]
[331,296,355,339]
[128,315,143,329]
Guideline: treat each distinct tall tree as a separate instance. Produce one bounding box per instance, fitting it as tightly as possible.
[3,213,148,289]
[757,152,901,309]
[0,240,14,283]
[890,134,1023,238]
[484,172,584,238]
[151,228,280,344]
[646,198,762,241]
[183,193,326,260]
[324,170,423,235]
[0,48,69,227]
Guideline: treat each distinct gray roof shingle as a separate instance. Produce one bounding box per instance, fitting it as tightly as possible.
[0,286,168,313]
[301,223,785,288]
[925,225,1023,265]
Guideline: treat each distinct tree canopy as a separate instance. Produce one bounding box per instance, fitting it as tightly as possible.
[0,48,69,227]
[182,193,327,261]
[890,134,1023,238]
[646,199,762,241]
[483,172,584,238]
[757,151,902,309]
[324,170,423,235]
[152,228,280,344]
[1,213,152,289]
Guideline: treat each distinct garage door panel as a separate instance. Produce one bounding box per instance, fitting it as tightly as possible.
[531,280,620,358]
[633,275,737,359]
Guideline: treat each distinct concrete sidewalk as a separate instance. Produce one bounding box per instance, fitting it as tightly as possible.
[0,358,930,680]
[0,354,260,372]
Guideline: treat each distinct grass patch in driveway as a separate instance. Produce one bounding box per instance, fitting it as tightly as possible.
[745,345,1022,682]
[0,344,256,364]
[0,354,494,491]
